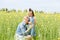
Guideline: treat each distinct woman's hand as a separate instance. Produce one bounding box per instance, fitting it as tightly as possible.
[28,22,32,25]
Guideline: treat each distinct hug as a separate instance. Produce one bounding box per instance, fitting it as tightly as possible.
[14,8,36,40]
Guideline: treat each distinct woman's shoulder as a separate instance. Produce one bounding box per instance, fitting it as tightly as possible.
[29,17,36,20]
[33,17,36,19]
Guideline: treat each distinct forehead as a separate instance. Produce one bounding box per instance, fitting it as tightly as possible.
[25,17,30,22]
[24,17,28,20]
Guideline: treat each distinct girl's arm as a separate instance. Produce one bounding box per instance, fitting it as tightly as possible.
[25,22,33,33]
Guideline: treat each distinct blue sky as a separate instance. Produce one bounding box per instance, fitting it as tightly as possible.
[0,0,60,12]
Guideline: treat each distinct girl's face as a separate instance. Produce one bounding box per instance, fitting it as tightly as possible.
[28,11,32,17]
[24,17,29,24]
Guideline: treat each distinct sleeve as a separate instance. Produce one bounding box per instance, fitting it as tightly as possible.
[20,25,27,35]
[16,24,21,33]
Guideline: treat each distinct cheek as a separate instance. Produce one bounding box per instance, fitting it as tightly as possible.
[28,14,31,16]
[30,13,33,15]
[29,13,30,15]
[26,20,28,22]
[29,13,32,16]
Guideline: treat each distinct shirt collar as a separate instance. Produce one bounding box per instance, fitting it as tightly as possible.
[22,21,26,26]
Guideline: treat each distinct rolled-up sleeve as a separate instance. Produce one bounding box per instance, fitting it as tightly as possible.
[20,25,26,34]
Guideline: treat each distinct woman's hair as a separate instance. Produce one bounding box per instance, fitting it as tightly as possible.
[29,8,35,17]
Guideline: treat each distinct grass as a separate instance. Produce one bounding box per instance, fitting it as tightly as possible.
[0,11,60,40]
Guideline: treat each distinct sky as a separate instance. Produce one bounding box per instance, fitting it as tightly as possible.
[0,0,60,12]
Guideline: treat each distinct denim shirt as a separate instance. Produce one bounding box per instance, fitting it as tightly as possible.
[16,21,27,36]
[29,17,36,36]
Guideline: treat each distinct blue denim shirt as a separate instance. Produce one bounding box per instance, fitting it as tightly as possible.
[28,17,36,36]
[16,21,27,36]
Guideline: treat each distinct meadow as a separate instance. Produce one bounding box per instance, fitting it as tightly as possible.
[0,11,60,40]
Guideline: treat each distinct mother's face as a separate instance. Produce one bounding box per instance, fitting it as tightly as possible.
[28,11,32,17]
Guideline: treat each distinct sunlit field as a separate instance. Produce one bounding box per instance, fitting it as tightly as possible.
[0,11,60,40]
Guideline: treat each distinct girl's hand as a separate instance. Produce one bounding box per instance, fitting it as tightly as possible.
[28,22,32,25]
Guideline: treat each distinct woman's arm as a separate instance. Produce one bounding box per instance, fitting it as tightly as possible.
[25,22,33,33]
[34,17,36,25]
[25,17,36,33]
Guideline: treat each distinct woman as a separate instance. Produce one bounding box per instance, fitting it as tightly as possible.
[27,8,36,40]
